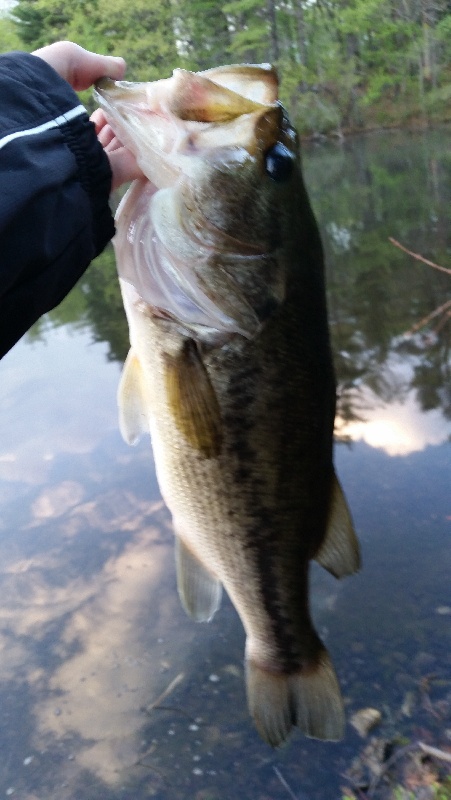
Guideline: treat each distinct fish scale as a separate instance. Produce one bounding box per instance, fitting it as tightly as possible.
[94,63,361,747]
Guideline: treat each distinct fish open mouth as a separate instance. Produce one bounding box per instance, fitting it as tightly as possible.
[94,66,282,337]
[94,64,280,188]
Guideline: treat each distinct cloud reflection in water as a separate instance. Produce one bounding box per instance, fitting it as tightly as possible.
[0,329,202,789]
[336,351,451,456]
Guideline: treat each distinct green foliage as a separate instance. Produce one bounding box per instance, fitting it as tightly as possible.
[222,0,270,63]
[6,0,451,132]
[10,0,180,81]
[32,244,129,362]
[289,90,342,137]
[434,776,451,800]
[393,789,416,800]
[81,245,129,362]
[175,0,231,70]
[436,13,451,54]
[0,13,22,51]
[96,0,179,80]
[13,0,97,48]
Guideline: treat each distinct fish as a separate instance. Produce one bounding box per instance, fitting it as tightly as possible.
[94,64,361,748]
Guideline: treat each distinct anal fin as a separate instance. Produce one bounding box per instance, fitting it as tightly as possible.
[118,348,149,445]
[315,472,361,578]
[175,536,222,622]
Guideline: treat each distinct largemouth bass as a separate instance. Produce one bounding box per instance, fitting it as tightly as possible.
[94,65,360,747]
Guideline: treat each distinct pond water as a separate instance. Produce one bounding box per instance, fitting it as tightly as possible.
[0,129,450,800]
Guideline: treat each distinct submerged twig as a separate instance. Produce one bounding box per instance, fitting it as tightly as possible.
[148,703,198,725]
[367,739,451,797]
[341,779,370,800]
[143,671,185,713]
[134,759,168,783]
[418,741,451,765]
[367,742,419,797]
[389,237,451,276]
[433,305,451,335]
[389,237,451,337]
[419,673,444,720]
[273,766,299,800]
[404,298,451,336]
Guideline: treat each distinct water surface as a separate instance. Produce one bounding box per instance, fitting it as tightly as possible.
[0,129,450,800]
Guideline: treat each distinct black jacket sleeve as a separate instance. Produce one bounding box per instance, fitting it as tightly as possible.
[0,51,116,359]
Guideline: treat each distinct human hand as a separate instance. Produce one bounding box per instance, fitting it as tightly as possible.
[90,108,143,191]
[33,41,143,189]
[32,41,126,91]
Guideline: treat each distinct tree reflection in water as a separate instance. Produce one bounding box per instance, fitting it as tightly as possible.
[29,130,451,438]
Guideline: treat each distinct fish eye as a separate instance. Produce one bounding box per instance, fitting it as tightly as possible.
[264,142,294,182]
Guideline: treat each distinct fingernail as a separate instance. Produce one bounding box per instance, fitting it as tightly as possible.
[108,56,126,78]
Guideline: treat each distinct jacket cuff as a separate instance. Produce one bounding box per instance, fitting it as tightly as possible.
[60,111,115,257]
[2,51,115,257]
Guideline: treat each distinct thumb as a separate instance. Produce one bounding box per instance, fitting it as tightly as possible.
[70,51,126,91]
[33,42,126,91]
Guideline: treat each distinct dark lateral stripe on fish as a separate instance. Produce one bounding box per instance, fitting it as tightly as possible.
[221,362,261,457]
[224,363,261,398]
[233,464,253,483]
[246,513,306,673]
[222,375,300,668]
[222,360,306,671]
[216,404,314,676]
[222,357,327,673]
[220,371,299,665]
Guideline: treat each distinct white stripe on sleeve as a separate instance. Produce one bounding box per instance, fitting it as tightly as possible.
[0,104,87,152]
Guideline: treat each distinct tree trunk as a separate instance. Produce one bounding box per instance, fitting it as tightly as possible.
[266,0,279,62]
[294,0,307,89]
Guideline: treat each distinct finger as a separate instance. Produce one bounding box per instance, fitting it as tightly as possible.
[71,50,125,91]
[97,123,117,148]
[90,108,106,133]
[108,148,143,191]
[104,136,125,154]
[33,42,125,91]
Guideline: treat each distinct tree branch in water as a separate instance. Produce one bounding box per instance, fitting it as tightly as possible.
[389,237,451,276]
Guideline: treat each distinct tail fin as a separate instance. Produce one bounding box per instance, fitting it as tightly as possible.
[245,648,345,747]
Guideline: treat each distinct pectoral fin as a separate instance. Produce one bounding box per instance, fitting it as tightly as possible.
[118,348,149,445]
[315,473,361,578]
[163,339,222,458]
[175,536,222,622]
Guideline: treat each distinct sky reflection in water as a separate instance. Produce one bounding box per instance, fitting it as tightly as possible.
[0,129,450,800]
[337,349,450,455]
